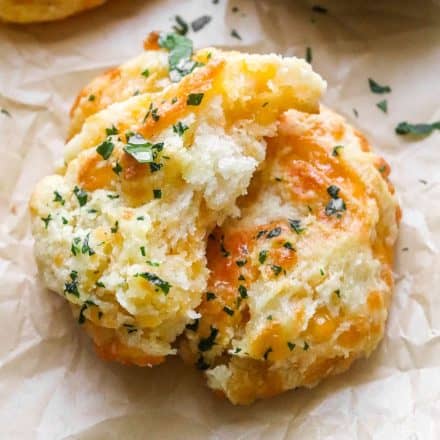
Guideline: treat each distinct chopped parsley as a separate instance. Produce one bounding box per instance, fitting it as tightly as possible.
[88,94,95,102]
[258,250,268,264]
[53,191,65,205]
[196,356,210,370]
[107,193,119,199]
[81,233,95,256]
[334,289,341,298]
[187,93,204,106]
[158,32,200,82]
[62,217,68,225]
[137,272,171,294]
[206,291,216,301]
[153,189,162,199]
[306,47,312,64]
[263,347,272,360]
[41,214,52,229]
[96,139,115,160]
[220,238,230,257]
[238,274,245,281]
[238,285,248,299]
[223,306,234,316]
[186,318,199,331]
[283,242,295,251]
[376,99,388,113]
[395,121,440,136]
[320,268,325,276]
[325,185,346,217]
[71,237,81,256]
[173,121,189,136]
[96,281,105,288]
[123,133,164,165]
[256,230,268,239]
[140,246,146,257]
[267,227,282,239]
[73,186,88,207]
[231,29,241,40]
[198,326,218,352]
[112,162,122,175]
[271,265,282,276]
[78,300,96,324]
[288,219,305,234]
[368,78,391,94]
[234,347,242,354]
[191,15,211,32]
[287,342,296,351]
[123,323,137,334]
[151,107,160,122]
[105,125,118,136]
[332,145,344,156]
[136,216,145,221]
[146,260,160,267]
[173,15,189,35]
[0,108,11,117]
[64,271,79,297]
[267,315,273,320]
[303,341,310,351]
[141,69,150,78]
[235,259,247,267]
[110,221,119,233]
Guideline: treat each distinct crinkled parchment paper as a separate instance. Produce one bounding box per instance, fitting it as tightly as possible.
[0,0,439,438]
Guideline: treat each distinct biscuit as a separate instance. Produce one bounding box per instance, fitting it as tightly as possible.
[0,0,106,23]
[30,34,326,366]
[180,106,400,404]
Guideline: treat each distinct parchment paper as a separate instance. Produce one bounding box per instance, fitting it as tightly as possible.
[1,0,439,438]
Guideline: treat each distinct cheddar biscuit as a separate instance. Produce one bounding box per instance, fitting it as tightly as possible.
[180,107,400,404]
[0,0,107,23]
[30,34,325,366]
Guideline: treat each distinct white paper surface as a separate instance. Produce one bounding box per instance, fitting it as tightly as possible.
[1,0,439,438]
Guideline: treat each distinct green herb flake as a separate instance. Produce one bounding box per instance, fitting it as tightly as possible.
[96,281,105,288]
[288,219,305,234]
[146,260,160,267]
[141,69,150,78]
[223,306,234,316]
[303,341,310,351]
[220,239,230,258]
[287,341,296,351]
[267,227,282,239]
[110,221,119,233]
[334,289,341,298]
[320,268,325,276]
[191,15,211,32]
[327,185,340,199]
[283,242,295,251]
[81,233,95,256]
[96,139,115,160]
[78,300,96,325]
[395,121,440,137]
[173,121,189,136]
[238,285,248,299]
[306,46,312,64]
[158,32,200,82]
[368,78,391,94]
[153,189,162,199]
[231,29,241,40]
[198,326,218,351]
[71,237,81,256]
[196,356,210,370]
[256,230,267,239]
[236,259,247,267]
[173,15,189,35]
[332,145,344,156]
[0,108,11,117]
[41,214,52,229]
[137,216,145,221]
[238,274,245,281]
[105,125,118,136]
[234,347,242,354]
[137,272,171,294]
[267,315,273,320]
[53,191,65,205]
[271,265,283,276]
[64,271,79,297]
[206,291,216,301]
[88,94,95,102]
[151,107,160,122]
[107,193,119,199]
[73,186,88,207]
[376,99,388,113]
[124,133,164,164]
[258,250,268,264]
[325,186,346,217]
[112,161,122,175]
[140,246,146,257]
[62,217,68,225]
[187,93,204,106]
